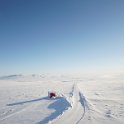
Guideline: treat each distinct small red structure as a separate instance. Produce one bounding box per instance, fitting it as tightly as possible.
[48,92,56,98]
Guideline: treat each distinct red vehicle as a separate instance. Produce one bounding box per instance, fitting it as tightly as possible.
[48,92,56,98]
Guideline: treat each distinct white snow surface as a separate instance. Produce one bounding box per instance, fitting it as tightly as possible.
[0,73,124,124]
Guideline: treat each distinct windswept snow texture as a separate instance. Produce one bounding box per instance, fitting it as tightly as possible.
[0,74,124,124]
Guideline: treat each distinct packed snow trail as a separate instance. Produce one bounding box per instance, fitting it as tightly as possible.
[49,83,122,124]
[50,84,87,124]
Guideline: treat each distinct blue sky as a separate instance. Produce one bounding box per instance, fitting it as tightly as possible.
[0,0,124,75]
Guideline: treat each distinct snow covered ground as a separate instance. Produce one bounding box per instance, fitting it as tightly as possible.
[0,73,124,124]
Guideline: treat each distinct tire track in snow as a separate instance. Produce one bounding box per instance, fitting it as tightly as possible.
[75,92,86,124]
[50,84,87,124]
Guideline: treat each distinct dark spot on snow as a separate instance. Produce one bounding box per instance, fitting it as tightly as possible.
[106,114,111,118]
[106,110,112,118]
[88,116,91,120]
[95,93,99,95]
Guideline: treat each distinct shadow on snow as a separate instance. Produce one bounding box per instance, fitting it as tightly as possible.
[6,96,49,106]
[7,96,71,124]
[38,97,71,124]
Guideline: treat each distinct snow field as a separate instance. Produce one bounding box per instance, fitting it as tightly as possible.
[0,73,124,124]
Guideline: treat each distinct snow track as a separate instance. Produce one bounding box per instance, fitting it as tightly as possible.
[49,83,107,124]
[50,84,88,124]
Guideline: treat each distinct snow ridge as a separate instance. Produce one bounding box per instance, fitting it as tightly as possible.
[50,84,89,124]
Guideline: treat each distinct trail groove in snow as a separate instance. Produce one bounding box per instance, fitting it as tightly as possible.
[50,84,87,124]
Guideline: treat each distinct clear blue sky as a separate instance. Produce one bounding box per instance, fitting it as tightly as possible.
[0,0,124,75]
